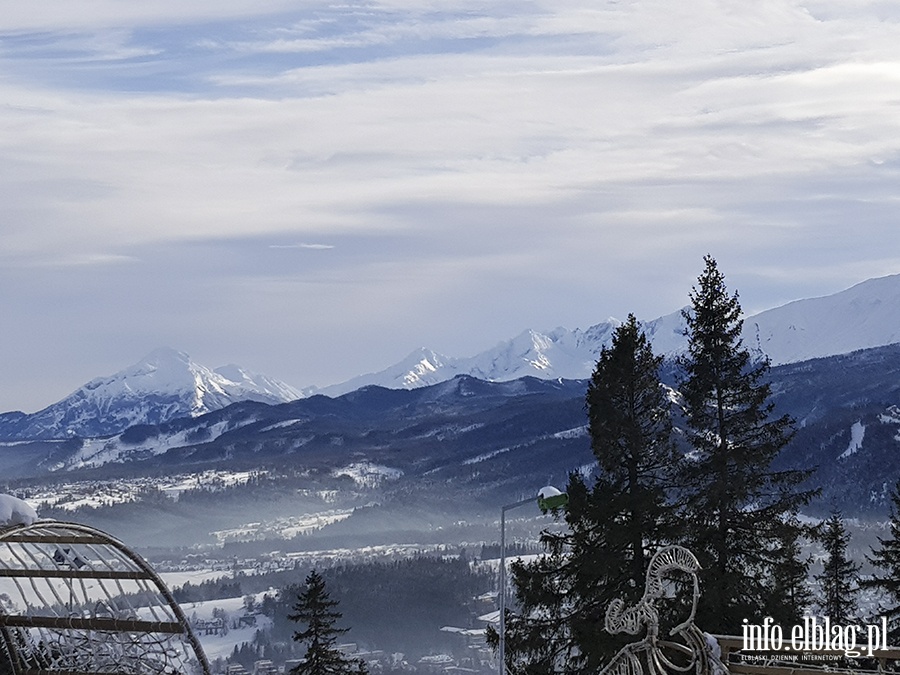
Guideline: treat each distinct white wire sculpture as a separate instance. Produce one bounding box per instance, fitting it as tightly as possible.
[0,521,210,675]
[600,546,728,675]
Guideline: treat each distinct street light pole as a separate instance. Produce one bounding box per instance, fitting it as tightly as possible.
[499,496,533,675]
[498,487,567,675]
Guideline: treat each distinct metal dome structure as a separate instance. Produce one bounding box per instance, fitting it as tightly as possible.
[0,521,210,675]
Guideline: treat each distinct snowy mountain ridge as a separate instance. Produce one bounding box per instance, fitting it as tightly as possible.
[0,348,301,440]
[4,273,900,441]
[315,321,626,398]
[319,274,900,397]
[744,274,900,365]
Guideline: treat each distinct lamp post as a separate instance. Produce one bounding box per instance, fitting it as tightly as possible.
[498,486,567,675]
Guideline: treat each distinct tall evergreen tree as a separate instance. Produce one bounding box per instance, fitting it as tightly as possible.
[288,570,365,675]
[585,314,681,584]
[864,483,900,639]
[678,255,817,633]
[500,315,680,673]
[816,511,859,623]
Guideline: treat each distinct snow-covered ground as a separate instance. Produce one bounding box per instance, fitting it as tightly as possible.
[839,421,866,459]
[178,591,276,662]
[332,462,402,488]
[21,469,265,511]
[210,510,353,544]
[159,569,233,590]
[552,425,588,440]
[61,420,242,470]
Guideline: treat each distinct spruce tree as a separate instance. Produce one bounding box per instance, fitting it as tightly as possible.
[816,511,859,623]
[585,314,680,585]
[678,255,817,633]
[500,315,680,673]
[288,570,365,675]
[864,483,900,639]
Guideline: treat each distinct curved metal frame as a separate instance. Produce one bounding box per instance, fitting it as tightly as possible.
[600,546,728,675]
[0,521,211,675]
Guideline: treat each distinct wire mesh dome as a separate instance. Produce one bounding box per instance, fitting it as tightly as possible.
[0,521,210,675]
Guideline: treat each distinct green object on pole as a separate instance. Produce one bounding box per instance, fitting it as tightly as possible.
[499,486,567,675]
[537,486,568,513]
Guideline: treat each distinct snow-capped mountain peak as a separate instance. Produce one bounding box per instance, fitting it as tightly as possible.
[0,348,302,440]
[83,348,213,414]
[315,348,461,397]
[395,348,457,388]
[641,308,689,355]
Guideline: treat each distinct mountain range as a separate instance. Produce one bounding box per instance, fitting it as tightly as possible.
[4,273,900,442]
[6,343,900,518]
[317,273,900,397]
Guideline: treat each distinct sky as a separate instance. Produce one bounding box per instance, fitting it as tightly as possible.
[2,0,900,412]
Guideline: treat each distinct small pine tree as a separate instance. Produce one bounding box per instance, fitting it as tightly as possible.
[765,517,813,626]
[816,511,859,623]
[288,570,366,675]
[864,484,900,639]
[678,255,817,632]
[495,537,573,675]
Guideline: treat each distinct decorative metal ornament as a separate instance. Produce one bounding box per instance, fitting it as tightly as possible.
[600,546,728,675]
[0,520,211,675]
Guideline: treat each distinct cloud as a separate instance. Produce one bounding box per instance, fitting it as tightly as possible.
[0,2,299,32]
[2,0,900,410]
[269,243,335,249]
[35,253,139,268]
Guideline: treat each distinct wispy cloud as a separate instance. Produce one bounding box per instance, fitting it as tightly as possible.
[269,243,335,250]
